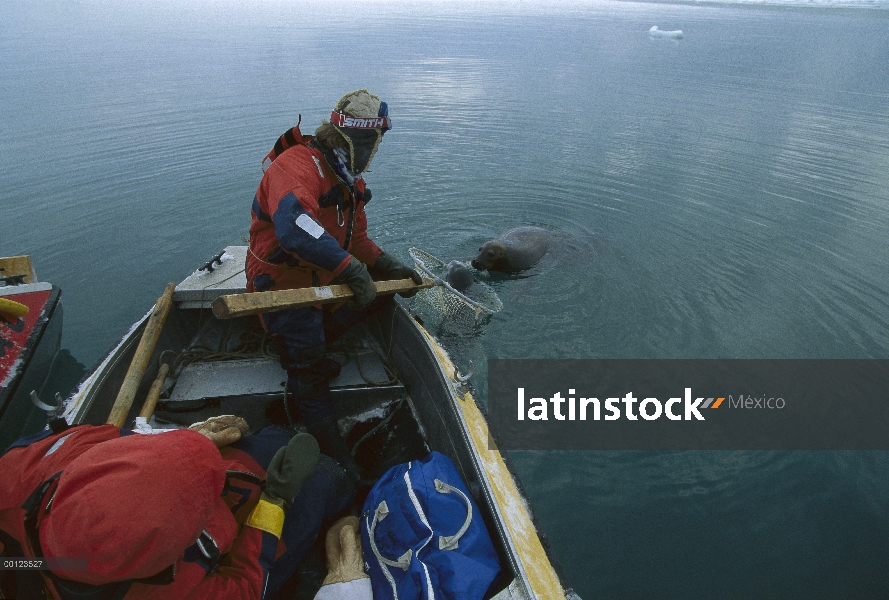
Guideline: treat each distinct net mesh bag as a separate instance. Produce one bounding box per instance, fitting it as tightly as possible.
[407,248,502,336]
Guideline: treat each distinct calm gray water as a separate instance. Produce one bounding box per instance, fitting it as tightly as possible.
[3,0,889,597]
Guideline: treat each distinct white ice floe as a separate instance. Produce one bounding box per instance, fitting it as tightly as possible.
[649,26,684,39]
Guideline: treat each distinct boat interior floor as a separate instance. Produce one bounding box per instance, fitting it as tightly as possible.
[149,316,430,598]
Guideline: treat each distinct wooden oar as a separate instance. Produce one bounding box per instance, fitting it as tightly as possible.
[211,277,434,320]
[138,363,170,422]
[107,283,175,427]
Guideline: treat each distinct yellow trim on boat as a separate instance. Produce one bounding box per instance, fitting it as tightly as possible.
[419,327,566,600]
[0,255,37,284]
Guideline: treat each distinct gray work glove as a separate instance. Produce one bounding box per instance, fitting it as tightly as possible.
[262,433,320,511]
[339,257,377,311]
[373,252,423,298]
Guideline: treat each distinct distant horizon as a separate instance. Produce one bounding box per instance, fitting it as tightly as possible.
[5,0,889,12]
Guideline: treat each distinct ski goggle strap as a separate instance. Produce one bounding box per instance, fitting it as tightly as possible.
[329,101,392,131]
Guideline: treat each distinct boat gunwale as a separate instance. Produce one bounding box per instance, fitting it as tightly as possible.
[399,312,571,600]
[0,285,62,413]
[385,307,540,599]
[64,308,152,424]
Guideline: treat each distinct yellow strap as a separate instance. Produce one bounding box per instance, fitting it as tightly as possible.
[245,499,285,538]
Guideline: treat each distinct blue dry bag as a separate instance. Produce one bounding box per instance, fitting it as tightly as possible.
[360,452,501,600]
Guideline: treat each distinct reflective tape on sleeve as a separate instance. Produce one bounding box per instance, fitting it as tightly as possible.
[244,499,285,538]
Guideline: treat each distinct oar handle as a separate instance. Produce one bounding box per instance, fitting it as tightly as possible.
[107,283,175,427]
[211,278,434,320]
[138,363,170,421]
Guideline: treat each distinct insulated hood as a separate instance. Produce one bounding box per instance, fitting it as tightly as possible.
[329,89,391,173]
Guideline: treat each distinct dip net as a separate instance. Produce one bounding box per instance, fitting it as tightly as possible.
[407,248,502,335]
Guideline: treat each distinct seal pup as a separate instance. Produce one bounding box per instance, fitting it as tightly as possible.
[444,260,474,293]
[471,226,553,272]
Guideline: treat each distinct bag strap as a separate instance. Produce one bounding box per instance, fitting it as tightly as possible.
[368,501,412,572]
[367,500,412,600]
[432,480,473,551]
[262,115,309,172]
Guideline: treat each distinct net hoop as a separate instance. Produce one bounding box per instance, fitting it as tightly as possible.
[408,248,503,317]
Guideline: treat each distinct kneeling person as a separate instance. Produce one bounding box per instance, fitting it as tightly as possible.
[0,421,351,599]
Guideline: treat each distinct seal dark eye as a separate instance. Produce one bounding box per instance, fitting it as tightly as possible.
[487,250,495,257]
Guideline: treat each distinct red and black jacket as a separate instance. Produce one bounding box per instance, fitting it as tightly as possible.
[247,126,382,295]
[0,425,280,600]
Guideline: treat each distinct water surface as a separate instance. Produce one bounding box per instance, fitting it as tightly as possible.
[3,1,889,597]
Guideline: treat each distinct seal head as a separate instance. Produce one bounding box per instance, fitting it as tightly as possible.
[471,226,553,272]
[471,242,510,272]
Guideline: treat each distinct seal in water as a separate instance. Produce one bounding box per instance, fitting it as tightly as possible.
[471,226,553,272]
[445,260,474,293]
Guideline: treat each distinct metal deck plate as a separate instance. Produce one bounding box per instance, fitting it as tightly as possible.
[169,358,285,402]
[168,354,400,403]
[174,246,247,308]
[162,352,404,426]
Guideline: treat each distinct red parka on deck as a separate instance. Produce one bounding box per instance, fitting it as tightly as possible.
[0,425,280,599]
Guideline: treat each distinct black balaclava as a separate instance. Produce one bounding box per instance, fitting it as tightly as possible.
[327,89,391,174]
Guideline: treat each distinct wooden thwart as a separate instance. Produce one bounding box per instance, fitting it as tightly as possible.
[0,255,37,284]
[211,278,434,319]
[106,283,175,428]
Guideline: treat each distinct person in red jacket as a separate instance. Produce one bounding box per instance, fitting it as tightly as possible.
[247,89,421,482]
[0,421,352,599]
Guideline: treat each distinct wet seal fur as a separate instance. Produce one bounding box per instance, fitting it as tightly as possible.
[471,226,553,272]
[445,260,475,293]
